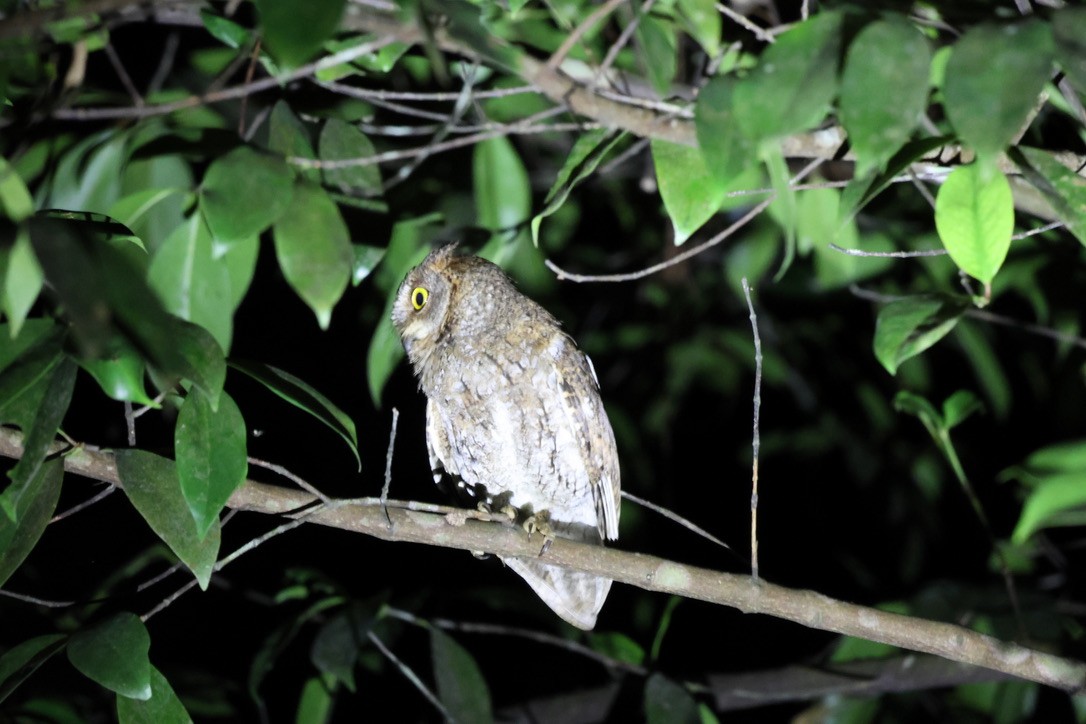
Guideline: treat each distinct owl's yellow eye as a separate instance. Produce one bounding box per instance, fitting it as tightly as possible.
[411,286,429,310]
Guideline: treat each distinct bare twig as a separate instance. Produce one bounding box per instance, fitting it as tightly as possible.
[547,0,627,71]
[828,244,948,258]
[741,278,762,583]
[50,483,117,523]
[248,457,333,505]
[620,490,732,551]
[381,408,399,528]
[368,631,452,719]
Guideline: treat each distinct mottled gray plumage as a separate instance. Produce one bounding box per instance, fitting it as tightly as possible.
[391,244,620,629]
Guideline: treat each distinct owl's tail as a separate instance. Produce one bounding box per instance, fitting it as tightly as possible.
[500,527,612,630]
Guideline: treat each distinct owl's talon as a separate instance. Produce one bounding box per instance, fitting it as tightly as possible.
[523,510,554,555]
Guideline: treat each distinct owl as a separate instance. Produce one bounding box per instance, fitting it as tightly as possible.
[391,244,621,630]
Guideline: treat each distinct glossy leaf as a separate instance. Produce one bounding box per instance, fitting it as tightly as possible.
[732,12,842,144]
[635,16,677,98]
[943,21,1053,161]
[116,666,193,724]
[114,449,221,589]
[934,164,1014,283]
[0,157,34,222]
[644,674,699,724]
[254,0,346,69]
[268,101,317,183]
[229,360,359,468]
[839,136,953,224]
[77,339,157,406]
[220,233,260,308]
[0,459,62,586]
[3,229,43,338]
[532,129,627,246]
[695,75,755,186]
[943,390,983,431]
[200,146,294,242]
[107,186,190,255]
[431,629,492,724]
[0,634,67,703]
[171,318,226,409]
[1012,472,1086,543]
[319,119,381,193]
[351,244,384,286]
[1013,147,1086,248]
[272,181,353,329]
[474,136,530,239]
[874,296,965,375]
[840,19,932,175]
[677,0,720,56]
[1053,7,1086,97]
[652,139,728,246]
[67,613,152,701]
[176,388,248,539]
[149,214,233,352]
[0,351,76,522]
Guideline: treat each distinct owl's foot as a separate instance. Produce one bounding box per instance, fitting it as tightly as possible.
[476,491,517,525]
[523,510,554,556]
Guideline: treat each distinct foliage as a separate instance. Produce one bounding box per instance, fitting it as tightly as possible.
[1,0,1086,720]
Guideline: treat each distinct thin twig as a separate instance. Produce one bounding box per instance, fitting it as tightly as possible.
[620,491,731,551]
[53,36,397,121]
[50,484,117,523]
[381,408,399,528]
[828,244,948,258]
[368,631,452,719]
[103,42,143,105]
[248,457,333,505]
[716,3,775,43]
[315,79,540,102]
[124,401,137,446]
[741,278,762,583]
[0,589,77,608]
[547,0,627,70]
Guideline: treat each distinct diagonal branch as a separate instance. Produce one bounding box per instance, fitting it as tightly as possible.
[0,426,1083,693]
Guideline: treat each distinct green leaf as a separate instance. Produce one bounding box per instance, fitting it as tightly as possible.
[0,459,62,586]
[67,613,152,701]
[893,390,943,434]
[116,666,193,724]
[732,11,841,144]
[1053,7,1086,98]
[1012,472,1086,543]
[764,146,796,277]
[1024,440,1086,471]
[229,360,359,468]
[431,629,492,724]
[652,139,727,245]
[200,9,251,49]
[0,634,67,704]
[677,0,720,56]
[107,187,190,255]
[114,450,221,589]
[588,632,645,667]
[255,0,346,69]
[3,228,43,338]
[200,147,294,242]
[176,389,248,539]
[635,16,677,98]
[319,119,381,194]
[943,21,1053,161]
[294,676,334,724]
[1012,147,1086,248]
[310,603,377,692]
[221,233,260,309]
[268,101,317,183]
[874,296,965,375]
[0,353,76,522]
[839,19,932,175]
[0,157,34,222]
[644,674,699,724]
[532,129,628,246]
[43,131,128,215]
[171,318,227,409]
[351,245,384,286]
[695,75,756,186]
[942,390,983,430]
[77,339,157,407]
[934,164,1014,283]
[839,136,953,224]
[149,214,234,352]
[474,136,530,238]
[272,181,353,329]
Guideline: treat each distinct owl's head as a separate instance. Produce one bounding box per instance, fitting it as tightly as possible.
[391,244,458,364]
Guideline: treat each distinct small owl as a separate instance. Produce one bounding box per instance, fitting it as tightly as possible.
[391,244,620,630]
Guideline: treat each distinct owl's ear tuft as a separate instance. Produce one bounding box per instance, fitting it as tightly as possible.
[424,241,461,269]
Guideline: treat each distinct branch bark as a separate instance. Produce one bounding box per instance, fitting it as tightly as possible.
[1,426,1083,694]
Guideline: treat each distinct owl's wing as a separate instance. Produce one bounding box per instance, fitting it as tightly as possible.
[551,334,621,541]
[425,397,457,486]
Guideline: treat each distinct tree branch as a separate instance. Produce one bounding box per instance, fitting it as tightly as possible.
[1,426,1083,693]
